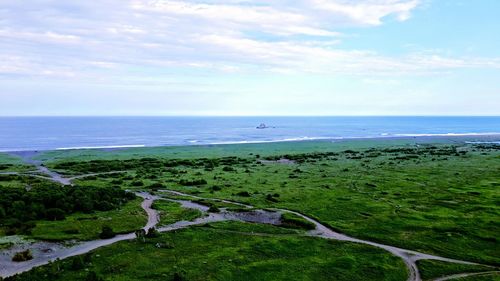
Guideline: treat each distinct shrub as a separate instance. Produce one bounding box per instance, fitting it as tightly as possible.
[208,206,220,213]
[178,179,207,186]
[145,227,160,238]
[147,182,165,190]
[265,194,279,203]
[222,166,235,172]
[99,225,116,239]
[12,250,33,262]
[131,181,144,186]
[236,191,251,197]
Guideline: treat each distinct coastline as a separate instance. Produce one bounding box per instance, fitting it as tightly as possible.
[1,133,499,155]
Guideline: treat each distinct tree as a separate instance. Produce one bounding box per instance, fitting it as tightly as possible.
[145,227,159,238]
[46,208,66,220]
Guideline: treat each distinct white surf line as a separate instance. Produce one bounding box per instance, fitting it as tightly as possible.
[55,145,146,150]
[158,189,493,281]
[432,270,500,281]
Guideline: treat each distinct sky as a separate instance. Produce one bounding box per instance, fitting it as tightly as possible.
[0,0,499,116]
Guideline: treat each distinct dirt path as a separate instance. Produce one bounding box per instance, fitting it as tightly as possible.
[1,154,495,281]
[0,192,286,278]
[5,151,126,186]
[8,151,72,185]
[159,189,494,281]
[0,192,160,278]
[1,188,494,280]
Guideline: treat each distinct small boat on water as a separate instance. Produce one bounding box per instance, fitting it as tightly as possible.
[256,123,268,129]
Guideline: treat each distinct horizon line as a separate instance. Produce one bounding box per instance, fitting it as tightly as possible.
[1,115,500,118]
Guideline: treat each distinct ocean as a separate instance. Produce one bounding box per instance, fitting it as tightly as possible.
[0,116,499,152]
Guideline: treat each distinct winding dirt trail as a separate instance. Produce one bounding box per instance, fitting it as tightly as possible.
[159,189,495,281]
[0,193,160,278]
[1,154,496,281]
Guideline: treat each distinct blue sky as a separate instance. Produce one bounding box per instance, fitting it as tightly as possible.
[0,0,499,116]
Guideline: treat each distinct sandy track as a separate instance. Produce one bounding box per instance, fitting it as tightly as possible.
[1,153,496,281]
[159,189,495,281]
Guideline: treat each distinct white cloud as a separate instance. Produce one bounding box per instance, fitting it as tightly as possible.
[311,0,421,25]
[0,0,498,81]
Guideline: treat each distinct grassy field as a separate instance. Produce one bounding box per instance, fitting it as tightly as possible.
[1,137,499,280]
[417,259,496,280]
[47,139,500,266]
[30,198,146,241]
[152,200,203,226]
[0,153,34,172]
[454,274,500,281]
[9,222,408,281]
[34,136,496,163]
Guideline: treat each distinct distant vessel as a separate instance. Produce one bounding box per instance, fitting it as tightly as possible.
[256,123,268,129]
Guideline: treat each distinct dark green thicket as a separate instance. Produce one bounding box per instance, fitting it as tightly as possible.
[51,156,253,174]
[0,181,135,235]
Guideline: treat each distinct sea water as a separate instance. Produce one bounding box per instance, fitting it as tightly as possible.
[0,116,499,151]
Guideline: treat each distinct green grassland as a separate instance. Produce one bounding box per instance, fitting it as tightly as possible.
[48,139,500,266]
[30,198,146,241]
[417,259,496,280]
[0,153,34,172]
[152,200,203,226]
[34,136,496,163]
[0,174,42,189]
[1,137,499,280]
[8,222,408,281]
[455,274,500,281]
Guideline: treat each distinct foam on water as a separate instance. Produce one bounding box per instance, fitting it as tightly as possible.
[0,117,499,151]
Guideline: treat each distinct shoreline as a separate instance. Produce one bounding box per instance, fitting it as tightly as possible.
[1,133,499,154]
[2,133,500,154]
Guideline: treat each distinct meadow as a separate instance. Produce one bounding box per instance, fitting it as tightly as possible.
[1,137,499,280]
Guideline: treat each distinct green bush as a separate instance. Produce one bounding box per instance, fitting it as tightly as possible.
[99,225,116,239]
[12,250,33,262]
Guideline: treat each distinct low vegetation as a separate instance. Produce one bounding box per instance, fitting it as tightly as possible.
[1,138,499,280]
[52,141,500,265]
[280,212,316,230]
[417,259,497,280]
[6,222,408,281]
[30,198,146,241]
[152,200,203,226]
[12,250,33,262]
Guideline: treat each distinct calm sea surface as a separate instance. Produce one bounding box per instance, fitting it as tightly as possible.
[0,117,499,151]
